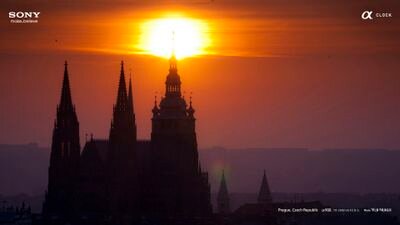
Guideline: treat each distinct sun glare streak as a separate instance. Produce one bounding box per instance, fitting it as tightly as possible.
[137,15,211,59]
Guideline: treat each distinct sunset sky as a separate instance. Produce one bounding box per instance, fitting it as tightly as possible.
[0,0,399,149]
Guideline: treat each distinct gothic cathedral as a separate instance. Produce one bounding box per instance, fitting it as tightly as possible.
[43,55,212,222]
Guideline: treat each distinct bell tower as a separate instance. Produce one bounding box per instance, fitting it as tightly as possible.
[148,47,211,216]
[151,52,197,173]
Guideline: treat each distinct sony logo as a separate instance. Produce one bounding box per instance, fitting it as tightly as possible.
[9,11,41,19]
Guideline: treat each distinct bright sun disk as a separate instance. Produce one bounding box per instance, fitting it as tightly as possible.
[137,16,211,59]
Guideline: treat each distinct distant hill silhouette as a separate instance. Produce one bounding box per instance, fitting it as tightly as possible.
[1,144,400,196]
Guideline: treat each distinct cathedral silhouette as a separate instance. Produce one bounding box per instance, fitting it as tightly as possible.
[35,55,392,225]
[42,54,212,222]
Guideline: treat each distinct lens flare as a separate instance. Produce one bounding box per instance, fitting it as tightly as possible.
[137,16,211,59]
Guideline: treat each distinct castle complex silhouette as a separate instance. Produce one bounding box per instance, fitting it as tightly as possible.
[42,55,213,222]
[23,55,400,225]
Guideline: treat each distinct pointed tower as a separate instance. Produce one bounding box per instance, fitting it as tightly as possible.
[128,73,135,121]
[59,62,73,112]
[109,61,137,161]
[217,170,231,214]
[127,71,137,141]
[108,61,137,214]
[43,61,80,216]
[115,61,128,115]
[258,170,273,204]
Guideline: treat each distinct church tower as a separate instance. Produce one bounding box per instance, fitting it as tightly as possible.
[109,61,137,153]
[108,61,137,214]
[151,53,197,174]
[217,170,231,214]
[148,52,211,216]
[258,170,273,204]
[43,61,80,215]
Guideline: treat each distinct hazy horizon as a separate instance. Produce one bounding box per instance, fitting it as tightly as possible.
[2,143,400,196]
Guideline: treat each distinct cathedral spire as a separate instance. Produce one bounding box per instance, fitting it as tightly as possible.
[217,170,230,214]
[110,61,137,136]
[169,54,177,72]
[163,31,182,98]
[44,60,80,215]
[128,71,134,115]
[59,61,73,112]
[257,170,272,204]
[165,36,181,98]
[115,61,128,112]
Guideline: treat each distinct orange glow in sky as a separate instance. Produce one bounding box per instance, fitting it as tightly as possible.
[136,15,211,59]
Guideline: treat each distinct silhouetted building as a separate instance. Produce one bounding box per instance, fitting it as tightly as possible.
[217,170,231,214]
[234,170,274,220]
[42,55,212,222]
[43,62,80,217]
[78,138,108,214]
[143,54,211,216]
[108,62,138,217]
[258,170,272,204]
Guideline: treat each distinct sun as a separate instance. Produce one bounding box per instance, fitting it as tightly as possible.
[137,15,211,59]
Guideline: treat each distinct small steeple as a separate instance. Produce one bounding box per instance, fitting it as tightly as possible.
[187,94,195,117]
[218,170,228,197]
[217,170,230,214]
[115,61,128,112]
[258,170,273,204]
[59,61,73,112]
[152,95,159,117]
[169,52,177,72]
